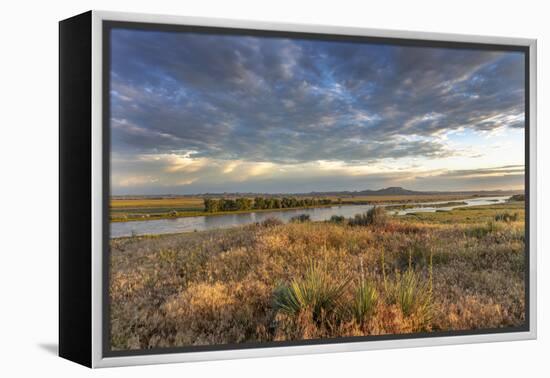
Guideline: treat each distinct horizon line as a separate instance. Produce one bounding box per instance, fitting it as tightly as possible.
[110,186,525,197]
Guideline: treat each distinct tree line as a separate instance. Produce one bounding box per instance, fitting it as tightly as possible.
[203,197,335,213]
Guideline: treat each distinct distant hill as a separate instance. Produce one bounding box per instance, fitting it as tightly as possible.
[113,186,524,199]
[342,186,424,196]
[371,186,421,195]
[306,186,523,197]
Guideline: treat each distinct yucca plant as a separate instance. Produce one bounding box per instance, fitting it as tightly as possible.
[273,263,349,323]
[388,270,432,320]
[352,279,378,323]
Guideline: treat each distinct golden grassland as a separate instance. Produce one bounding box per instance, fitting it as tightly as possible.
[109,201,525,350]
[111,197,205,209]
[110,194,486,222]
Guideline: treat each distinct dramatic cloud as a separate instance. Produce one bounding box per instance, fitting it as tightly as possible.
[109,28,526,194]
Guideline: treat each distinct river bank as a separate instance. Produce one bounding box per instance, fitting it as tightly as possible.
[110,196,511,238]
[110,194,501,223]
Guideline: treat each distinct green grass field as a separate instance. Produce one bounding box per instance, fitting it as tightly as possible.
[402,201,524,224]
[109,201,526,350]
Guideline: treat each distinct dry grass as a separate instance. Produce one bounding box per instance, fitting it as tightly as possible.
[110,197,206,222]
[109,202,526,350]
[111,197,204,209]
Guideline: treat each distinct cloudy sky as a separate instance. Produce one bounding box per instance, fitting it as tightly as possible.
[109,28,525,195]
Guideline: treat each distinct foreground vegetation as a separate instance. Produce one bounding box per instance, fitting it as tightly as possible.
[109,202,525,350]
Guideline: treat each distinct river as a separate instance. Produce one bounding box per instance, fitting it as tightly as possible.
[110,196,510,238]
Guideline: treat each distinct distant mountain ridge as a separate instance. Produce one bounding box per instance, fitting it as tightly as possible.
[352,186,422,196]
[305,186,522,197]
[113,186,524,199]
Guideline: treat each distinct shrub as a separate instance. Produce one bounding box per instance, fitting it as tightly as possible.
[290,214,311,223]
[260,217,284,227]
[349,212,368,226]
[467,220,505,238]
[329,215,346,224]
[349,206,388,227]
[352,280,378,322]
[367,206,389,226]
[508,194,525,202]
[494,212,519,222]
[273,263,349,323]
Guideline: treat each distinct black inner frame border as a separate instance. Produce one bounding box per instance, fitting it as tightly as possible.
[102,20,531,358]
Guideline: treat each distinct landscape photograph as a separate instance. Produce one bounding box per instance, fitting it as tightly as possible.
[108,28,526,351]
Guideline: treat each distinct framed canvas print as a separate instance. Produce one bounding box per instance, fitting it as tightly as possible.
[59,10,537,368]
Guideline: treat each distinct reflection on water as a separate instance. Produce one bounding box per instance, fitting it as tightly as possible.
[110,196,510,238]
